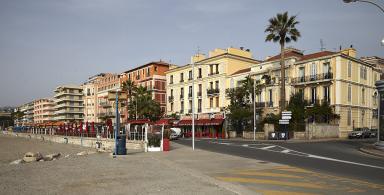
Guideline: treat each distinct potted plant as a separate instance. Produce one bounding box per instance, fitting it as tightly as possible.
[148,134,161,152]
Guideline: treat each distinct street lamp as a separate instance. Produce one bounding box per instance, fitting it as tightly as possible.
[343,0,384,13]
[191,61,220,150]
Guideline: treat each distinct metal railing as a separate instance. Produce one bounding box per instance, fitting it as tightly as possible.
[291,73,333,84]
[207,88,220,96]
[168,96,174,102]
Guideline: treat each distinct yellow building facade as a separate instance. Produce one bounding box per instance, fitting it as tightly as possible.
[239,47,381,137]
[165,47,260,118]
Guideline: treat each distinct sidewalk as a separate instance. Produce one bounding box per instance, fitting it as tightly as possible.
[360,144,384,158]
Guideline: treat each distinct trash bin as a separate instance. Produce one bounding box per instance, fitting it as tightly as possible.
[268,132,278,140]
[278,132,288,140]
[116,135,127,155]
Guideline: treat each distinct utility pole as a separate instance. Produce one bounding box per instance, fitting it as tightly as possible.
[192,59,195,151]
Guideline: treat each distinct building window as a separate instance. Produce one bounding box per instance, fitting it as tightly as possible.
[215,64,219,74]
[323,86,330,103]
[311,87,317,104]
[198,84,202,96]
[198,68,202,78]
[299,67,305,82]
[348,61,352,78]
[348,84,351,102]
[215,81,219,89]
[362,88,365,104]
[310,62,317,80]
[269,89,273,106]
[188,86,192,98]
[170,89,173,97]
[210,82,213,90]
[180,101,184,113]
[216,97,219,107]
[373,92,378,106]
[180,73,184,82]
[189,70,192,80]
[210,65,213,75]
[154,66,158,72]
[210,98,213,108]
[180,88,184,99]
[348,108,352,126]
[170,75,173,84]
[146,67,150,77]
[198,99,202,112]
[189,100,192,113]
[361,110,365,127]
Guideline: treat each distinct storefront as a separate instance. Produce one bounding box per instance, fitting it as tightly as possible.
[177,118,225,138]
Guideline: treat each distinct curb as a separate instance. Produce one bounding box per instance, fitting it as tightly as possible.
[359,147,384,158]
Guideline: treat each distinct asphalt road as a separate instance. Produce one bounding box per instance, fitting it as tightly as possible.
[175,138,384,184]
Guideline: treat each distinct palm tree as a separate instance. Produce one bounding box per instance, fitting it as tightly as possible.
[121,79,137,119]
[265,12,301,112]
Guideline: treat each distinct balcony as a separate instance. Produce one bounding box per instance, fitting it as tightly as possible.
[99,102,111,108]
[197,75,202,79]
[168,96,174,102]
[188,77,193,81]
[98,112,116,118]
[207,88,220,96]
[208,71,219,76]
[291,73,333,84]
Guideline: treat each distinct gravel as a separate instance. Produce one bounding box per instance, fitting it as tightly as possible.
[0,135,235,195]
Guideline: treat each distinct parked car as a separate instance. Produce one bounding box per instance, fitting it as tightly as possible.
[348,128,371,139]
[369,129,378,138]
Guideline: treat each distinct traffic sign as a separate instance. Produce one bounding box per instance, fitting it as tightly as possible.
[279,119,289,125]
[282,115,292,120]
[282,111,292,116]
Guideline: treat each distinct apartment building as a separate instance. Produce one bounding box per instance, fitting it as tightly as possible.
[21,102,34,126]
[33,98,55,124]
[120,61,172,116]
[96,73,125,124]
[54,85,84,122]
[82,74,104,123]
[236,47,381,137]
[166,47,260,118]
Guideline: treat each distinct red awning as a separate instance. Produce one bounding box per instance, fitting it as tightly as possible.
[154,118,175,126]
[126,119,151,125]
[177,118,224,126]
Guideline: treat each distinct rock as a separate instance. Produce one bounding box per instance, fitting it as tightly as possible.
[76,151,96,156]
[10,159,23,165]
[23,152,43,163]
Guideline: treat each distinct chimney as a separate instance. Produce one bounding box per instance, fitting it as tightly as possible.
[240,47,244,50]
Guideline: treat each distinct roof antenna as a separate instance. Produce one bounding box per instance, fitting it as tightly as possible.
[320,39,325,51]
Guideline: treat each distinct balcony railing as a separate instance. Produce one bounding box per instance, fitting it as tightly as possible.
[208,71,219,76]
[291,73,333,84]
[168,96,174,102]
[188,77,193,81]
[207,88,220,96]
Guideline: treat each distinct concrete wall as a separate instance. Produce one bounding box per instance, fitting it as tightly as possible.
[305,124,339,139]
[242,131,265,140]
[9,132,144,152]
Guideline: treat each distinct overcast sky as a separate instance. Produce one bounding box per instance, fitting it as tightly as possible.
[0,0,383,107]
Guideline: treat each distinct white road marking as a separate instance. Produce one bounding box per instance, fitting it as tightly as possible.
[218,142,231,145]
[260,145,276,150]
[209,140,384,170]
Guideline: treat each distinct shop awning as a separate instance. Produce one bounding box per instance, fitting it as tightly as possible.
[177,118,224,126]
[126,119,151,125]
[154,118,176,126]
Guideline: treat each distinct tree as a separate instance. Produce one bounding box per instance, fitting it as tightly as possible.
[225,87,253,135]
[265,12,301,112]
[128,86,162,121]
[287,92,307,131]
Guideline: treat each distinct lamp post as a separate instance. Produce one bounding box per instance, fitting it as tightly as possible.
[343,0,384,13]
[190,61,220,150]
